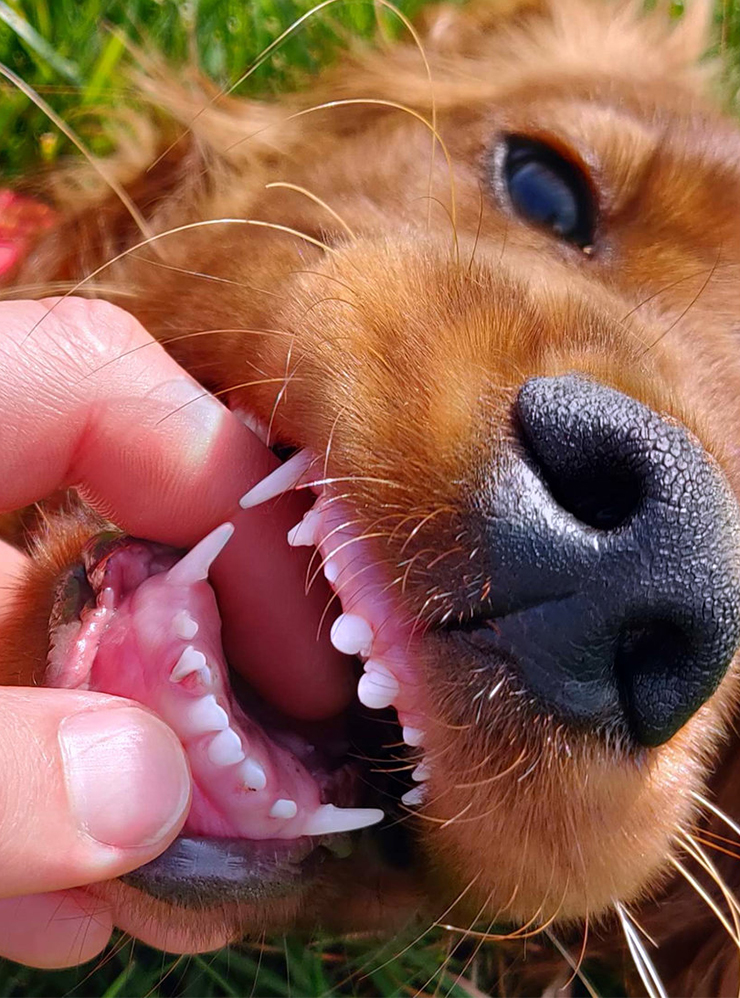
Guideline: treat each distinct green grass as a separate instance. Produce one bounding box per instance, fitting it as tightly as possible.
[1,0,740,994]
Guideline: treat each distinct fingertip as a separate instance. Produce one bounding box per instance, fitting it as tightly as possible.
[0,889,113,968]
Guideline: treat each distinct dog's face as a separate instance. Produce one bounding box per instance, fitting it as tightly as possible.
[12,0,740,977]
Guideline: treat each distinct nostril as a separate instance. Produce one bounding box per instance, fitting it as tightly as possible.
[516,377,644,530]
[520,439,643,530]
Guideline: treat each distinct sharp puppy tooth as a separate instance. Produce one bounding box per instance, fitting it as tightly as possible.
[170,646,209,684]
[303,804,384,835]
[330,613,374,657]
[402,785,426,807]
[207,727,245,766]
[240,757,267,791]
[184,694,229,734]
[166,523,235,585]
[412,761,431,782]
[357,664,399,710]
[240,450,312,509]
[403,726,425,747]
[270,798,298,820]
[287,509,319,547]
[173,610,199,640]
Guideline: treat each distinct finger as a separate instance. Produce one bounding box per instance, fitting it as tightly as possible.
[0,297,350,718]
[0,890,112,968]
[0,688,191,898]
[0,539,28,593]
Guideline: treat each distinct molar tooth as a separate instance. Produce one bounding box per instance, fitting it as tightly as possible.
[330,613,374,657]
[166,523,235,586]
[357,663,399,710]
[402,785,426,807]
[240,449,312,509]
[183,694,229,734]
[170,646,209,684]
[240,757,267,791]
[402,726,425,747]
[207,727,245,766]
[173,610,199,640]
[412,761,431,782]
[302,804,384,835]
[270,798,298,820]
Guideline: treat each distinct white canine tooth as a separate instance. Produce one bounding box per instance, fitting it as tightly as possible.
[240,757,267,791]
[302,804,384,835]
[170,646,209,684]
[323,560,340,584]
[270,798,298,820]
[207,727,245,766]
[330,613,374,657]
[402,785,427,807]
[412,761,431,782]
[357,664,399,710]
[402,726,425,747]
[166,523,235,585]
[240,450,312,509]
[184,694,229,733]
[173,610,199,640]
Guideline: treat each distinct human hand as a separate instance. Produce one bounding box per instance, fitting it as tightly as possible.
[0,297,349,967]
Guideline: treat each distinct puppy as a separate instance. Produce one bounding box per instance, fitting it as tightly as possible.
[5,0,740,992]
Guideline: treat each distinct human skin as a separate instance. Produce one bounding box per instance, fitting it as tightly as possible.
[0,296,346,968]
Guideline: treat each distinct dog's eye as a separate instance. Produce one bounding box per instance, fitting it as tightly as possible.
[499,135,596,249]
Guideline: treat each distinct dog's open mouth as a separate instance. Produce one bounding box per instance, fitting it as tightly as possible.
[44,448,429,909]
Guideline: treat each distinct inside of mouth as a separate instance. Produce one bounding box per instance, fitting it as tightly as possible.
[46,458,430,865]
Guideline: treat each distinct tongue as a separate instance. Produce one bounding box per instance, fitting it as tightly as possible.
[47,526,383,840]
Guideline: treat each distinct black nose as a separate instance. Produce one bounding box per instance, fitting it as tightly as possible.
[478,374,740,746]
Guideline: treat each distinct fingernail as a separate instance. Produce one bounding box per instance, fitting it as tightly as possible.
[59,707,191,849]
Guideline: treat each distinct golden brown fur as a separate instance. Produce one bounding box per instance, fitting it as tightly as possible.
[5,0,740,991]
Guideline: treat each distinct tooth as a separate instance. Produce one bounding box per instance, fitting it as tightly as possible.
[240,757,267,791]
[330,613,374,657]
[302,804,384,835]
[173,610,199,640]
[287,509,320,547]
[170,646,209,683]
[166,523,235,585]
[403,726,425,747]
[240,450,312,509]
[183,694,229,734]
[412,761,431,782]
[207,727,245,766]
[357,664,399,709]
[323,560,340,584]
[270,798,298,820]
[402,785,426,807]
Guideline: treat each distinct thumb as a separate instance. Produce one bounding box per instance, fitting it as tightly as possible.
[0,687,191,898]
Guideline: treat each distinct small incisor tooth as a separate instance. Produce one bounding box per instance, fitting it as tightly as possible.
[184,694,229,734]
[173,610,199,640]
[330,613,374,657]
[270,798,298,820]
[402,726,425,747]
[402,785,426,807]
[357,663,399,709]
[207,727,245,766]
[171,646,209,684]
[412,761,431,782]
[287,509,319,547]
[302,804,384,835]
[240,757,267,791]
